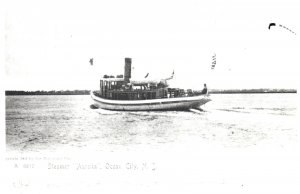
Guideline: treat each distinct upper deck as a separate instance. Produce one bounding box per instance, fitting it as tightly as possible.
[96,78,187,100]
[96,58,206,100]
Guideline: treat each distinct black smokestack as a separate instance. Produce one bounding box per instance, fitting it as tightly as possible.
[124,58,132,82]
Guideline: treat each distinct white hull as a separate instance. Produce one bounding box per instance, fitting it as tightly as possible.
[90,91,211,111]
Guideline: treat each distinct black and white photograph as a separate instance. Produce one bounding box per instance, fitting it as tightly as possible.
[2,0,299,193]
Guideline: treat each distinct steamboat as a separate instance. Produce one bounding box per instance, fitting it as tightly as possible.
[91,58,211,111]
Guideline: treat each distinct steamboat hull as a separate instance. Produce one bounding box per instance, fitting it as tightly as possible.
[91,91,211,111]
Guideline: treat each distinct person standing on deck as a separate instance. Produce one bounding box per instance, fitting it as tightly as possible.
[202,84,207,94]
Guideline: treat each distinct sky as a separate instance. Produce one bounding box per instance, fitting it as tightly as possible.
[3,0,300,90]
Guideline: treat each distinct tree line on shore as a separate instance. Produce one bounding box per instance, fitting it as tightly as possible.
[208,88,296,94]
[5,90,90,95]
[5,89,296,95]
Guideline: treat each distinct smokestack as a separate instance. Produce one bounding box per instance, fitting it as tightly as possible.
[124,58,132,82]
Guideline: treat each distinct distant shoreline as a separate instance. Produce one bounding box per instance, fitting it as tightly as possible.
[5,90,90,96]
[209,89,297,94]
[5,89,297,96]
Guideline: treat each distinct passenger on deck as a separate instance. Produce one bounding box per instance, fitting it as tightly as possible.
[201,84,207,94]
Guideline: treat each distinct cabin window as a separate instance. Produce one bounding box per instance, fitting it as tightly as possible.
[100,80,102,96]
[130,93,133,100]
[117,93,129,100]
[152,92,156,99]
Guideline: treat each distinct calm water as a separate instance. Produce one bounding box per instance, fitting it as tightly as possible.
[5,94,297,153]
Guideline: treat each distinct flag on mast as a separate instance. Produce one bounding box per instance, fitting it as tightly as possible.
[89,58,94,65]
[211,53,216,70]
[171,70,174,78]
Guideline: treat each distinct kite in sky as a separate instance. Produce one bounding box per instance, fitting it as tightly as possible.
[268,23,296,35]
[268,23,276,30]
